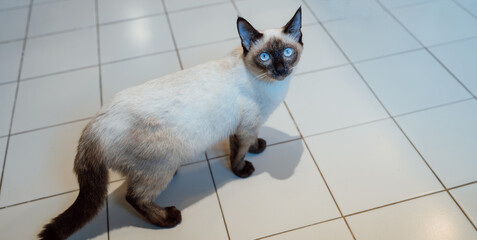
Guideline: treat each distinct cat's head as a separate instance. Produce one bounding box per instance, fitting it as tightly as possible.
[237,7,303,81]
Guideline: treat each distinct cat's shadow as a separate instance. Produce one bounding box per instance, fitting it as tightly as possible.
[79,127,304,239]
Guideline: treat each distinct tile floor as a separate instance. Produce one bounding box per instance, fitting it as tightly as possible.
[0,0,476,239]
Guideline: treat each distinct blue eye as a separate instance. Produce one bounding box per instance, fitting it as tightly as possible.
[259,52,270,62]
[283,47,293,57]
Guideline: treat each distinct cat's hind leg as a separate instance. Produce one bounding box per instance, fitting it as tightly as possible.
[125,171,181,228]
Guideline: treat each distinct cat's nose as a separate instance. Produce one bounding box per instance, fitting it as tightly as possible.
[273,68,288,77]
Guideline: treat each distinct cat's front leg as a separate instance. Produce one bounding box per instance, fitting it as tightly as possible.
[229,133,257,178]
[248,137,267,154]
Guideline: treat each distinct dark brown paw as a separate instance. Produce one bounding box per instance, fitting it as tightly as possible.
[248,138,267,154]
[162,206,182,228]
[233,160,255,178]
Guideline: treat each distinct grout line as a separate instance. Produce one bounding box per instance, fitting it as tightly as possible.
[282,102,357,240]
[0,80,18,87]
[161,0,184,70]
[392,98,475,118]
[20,64,98,82]
[344,189,447,218]
[8,117,93,137]
[255,217,343,240]
[384,0,445,10]
[0,4,29,12]
[0,38,24,45]
[0,178,126,210]
[352,47,423,64]
[302,117,391,139]
[375,0,476,99]
[448,181,477,191]
[94,0,103,107]
[294,63,350,77]
[426,35,477,49]
[26,25,97,40]
[230,0,241,15]
[452,0,477,20]
[0,0,33,195]
[205,153,232,240]
[101,49,176,65]
[167,1,231,14]
[99,12,166,26]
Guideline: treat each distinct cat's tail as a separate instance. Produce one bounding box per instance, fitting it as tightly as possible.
[38,129,108,240]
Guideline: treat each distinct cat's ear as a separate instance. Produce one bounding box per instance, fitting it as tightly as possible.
[237,17,263,54]
[283,7,302,44]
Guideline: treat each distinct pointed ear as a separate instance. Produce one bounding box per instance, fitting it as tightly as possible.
[283,7,302,44]
[237,17,263,54]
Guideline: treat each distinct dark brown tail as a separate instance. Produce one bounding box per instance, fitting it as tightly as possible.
[38,134,108,240]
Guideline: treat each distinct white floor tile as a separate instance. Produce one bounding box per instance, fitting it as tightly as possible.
[98,0,164,24]
[456,0,477,16]
[168,3,237,48]
[101,52,181,104]
[355,50,472,116]
[210,140,340,240]
[306,119,442,214]
[108,162,229,240]
[392,1,477,46]
[430,38,477,96]
[21,28,98,79]
[99,15,174,63]
[379,0,441,9]
[0,120,88,207]
[235,0,315,30]
[206,103,301,159]
[0,41,23,84]
[323,11,420,62]
[451,183,477,226]
[0,191,108,240]
[12,67,100,133]
[0,7,28,42]
[296,24,348,74]
[0,0,29,10]
[265,219,353,240]
[347,192,477,240]
[28,0,95,37]
[396,100,477,187]
[164,0,227,12]
[285,66,388,136]
[0,83,16,137]
[306,0,383,22]
[179,38,239,69]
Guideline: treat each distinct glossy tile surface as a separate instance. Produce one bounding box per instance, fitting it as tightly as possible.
[21,28,98,79]
[347,193,477,240]
[99,15,174,63]
[355,50,471,115]
[28,0,95,37]
[429,38,477,96]
[0,120,88,207]
[391,1,477,46]
[210,140,340,240]
[396,100,477,187]
[0,41,23,84]
[98,0,164,24]
[306,119,442,214]
[286,66,388,136]
[1,0,476,239]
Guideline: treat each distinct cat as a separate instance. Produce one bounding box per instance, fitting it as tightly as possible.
[39,7,303,240]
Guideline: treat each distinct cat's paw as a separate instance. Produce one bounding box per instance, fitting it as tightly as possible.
[162,206,182,228]
[248,138,267,154]
[233,160,255,178]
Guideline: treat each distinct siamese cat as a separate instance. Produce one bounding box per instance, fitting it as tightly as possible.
[39,7,303,240]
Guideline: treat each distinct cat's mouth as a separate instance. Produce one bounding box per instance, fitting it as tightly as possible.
[268,70,291,81]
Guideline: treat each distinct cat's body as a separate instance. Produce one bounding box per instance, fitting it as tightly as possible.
[39,8,303,240]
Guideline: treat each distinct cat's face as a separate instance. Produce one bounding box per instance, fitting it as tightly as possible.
[237,7,303,82]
